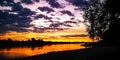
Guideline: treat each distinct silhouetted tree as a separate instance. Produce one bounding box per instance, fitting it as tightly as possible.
[31,38,36,42]
[40,39,43,42]
[7,38,13,42]
[83,0,120,43]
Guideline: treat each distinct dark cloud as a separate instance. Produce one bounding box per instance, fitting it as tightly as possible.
[18,8,36,16]
[0,26,29,34]
[49,20,81,28]
[34,14,52,19]
[38,6,55,13]
[11,2,23,12]
[74,7,83,11]
[33,27,45,33]
[64,24,72,27]
[66,0,92,7]
[35,0,40,2]
[64,21,77,23]
[0,0,14,6]
[49,21,73,28]
[61,34,88,38]
[71,18,75,20]
[21,0,40,4]
[60,10,74,16]
[51,14,55,16]
[10,2,36,16]
[33,27,65,33]
[21,0,33,4]
[1,2,36,16]
[0,1,36,34]
[63,21,78,27]
[49,23,63,27]
[0,10,32,34]
[0,10,32,27]
[46,0,62,8]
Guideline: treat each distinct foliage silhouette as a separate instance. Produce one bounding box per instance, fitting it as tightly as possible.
[83,0,120,44]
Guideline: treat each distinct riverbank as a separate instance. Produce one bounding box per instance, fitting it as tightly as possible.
[15,46,120,60]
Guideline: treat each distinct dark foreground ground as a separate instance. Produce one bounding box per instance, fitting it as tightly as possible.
[3,46,117,60]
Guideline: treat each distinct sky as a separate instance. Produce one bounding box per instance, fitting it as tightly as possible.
[0,0,92,42]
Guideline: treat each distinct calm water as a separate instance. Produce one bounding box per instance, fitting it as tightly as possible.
[0,43,86,59]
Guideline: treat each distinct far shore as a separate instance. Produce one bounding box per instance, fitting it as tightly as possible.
[12,45,120,60]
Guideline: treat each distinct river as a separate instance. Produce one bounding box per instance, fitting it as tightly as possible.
[0,43,86,59]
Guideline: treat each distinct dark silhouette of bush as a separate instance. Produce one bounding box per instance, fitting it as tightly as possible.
[83,0,120,45]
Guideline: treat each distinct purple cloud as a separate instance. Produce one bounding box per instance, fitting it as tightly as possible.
[49,21,74,28]
[33,27,65,33]
[46,0,62,8]
[38,6,55,13]
[61,34,88,38]
[66,0,92,7]
[64,21,77,23]
[0,1,36,34]
[18,8,36,16]
[60,10,74,16]
[21,0,40,4]
[34,14,52,19]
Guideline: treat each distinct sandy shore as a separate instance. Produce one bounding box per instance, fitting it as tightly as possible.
[12,46,120,60]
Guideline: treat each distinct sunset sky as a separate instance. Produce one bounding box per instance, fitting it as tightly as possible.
[0,0,92,42]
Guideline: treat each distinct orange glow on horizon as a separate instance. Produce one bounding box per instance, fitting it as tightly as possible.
[0,29,93,42]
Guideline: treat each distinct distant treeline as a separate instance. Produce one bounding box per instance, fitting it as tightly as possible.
[0,38,84,49]
[0,38,52,49]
